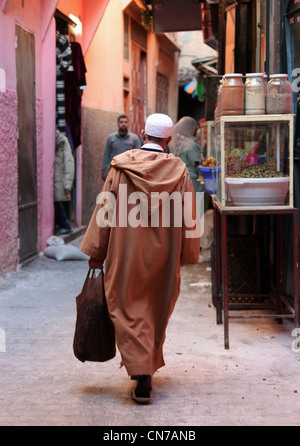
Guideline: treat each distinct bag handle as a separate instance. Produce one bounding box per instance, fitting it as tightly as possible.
[88,269,103,279]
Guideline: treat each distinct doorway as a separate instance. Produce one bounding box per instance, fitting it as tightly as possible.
[16,25,38,263]
[131,41,147,135]
[156,72,169,114]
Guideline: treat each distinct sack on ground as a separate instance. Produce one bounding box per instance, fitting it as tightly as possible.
[44,245,89,261]
[73,269,116,362]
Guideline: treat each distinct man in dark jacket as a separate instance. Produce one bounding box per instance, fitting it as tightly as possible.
[102,115,140,181]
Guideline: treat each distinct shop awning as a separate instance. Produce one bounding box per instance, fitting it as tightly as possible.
[142,0,219,50]
[150,0,204,33]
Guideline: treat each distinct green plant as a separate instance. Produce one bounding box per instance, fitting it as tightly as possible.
[141,8,152,30]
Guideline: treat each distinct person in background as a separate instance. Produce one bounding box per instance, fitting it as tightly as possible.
[80,113,201,404]
[102,115,140,181]
[198,118,208,159]
[169,116,204,194]
[197,118,212,212]
[54,130,75,235]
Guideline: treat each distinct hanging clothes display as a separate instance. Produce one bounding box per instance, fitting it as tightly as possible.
[56,34,72,135]
[64,41,87,149]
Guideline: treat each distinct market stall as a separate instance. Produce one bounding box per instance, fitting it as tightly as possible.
[203,72,300,349]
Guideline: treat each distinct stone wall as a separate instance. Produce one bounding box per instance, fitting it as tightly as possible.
[81,107,121,225]
[0,90,19,273]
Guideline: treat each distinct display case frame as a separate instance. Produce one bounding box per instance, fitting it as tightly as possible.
[199,120,213,158]
[212,198,299,349]
[211,114,294,210]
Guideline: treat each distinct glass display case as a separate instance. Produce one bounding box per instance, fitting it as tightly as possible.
[211,115,294,209]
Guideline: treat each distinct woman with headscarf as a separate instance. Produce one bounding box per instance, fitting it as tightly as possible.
[169,116,203,193]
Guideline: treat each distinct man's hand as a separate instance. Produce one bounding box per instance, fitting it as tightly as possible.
[89,258,103,270]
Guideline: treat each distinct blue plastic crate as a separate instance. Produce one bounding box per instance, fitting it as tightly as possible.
[199,165,221,194]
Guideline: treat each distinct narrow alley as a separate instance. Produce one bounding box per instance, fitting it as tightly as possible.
[0,234,299,427]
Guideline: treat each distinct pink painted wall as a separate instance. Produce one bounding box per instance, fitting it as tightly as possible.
[0,0,121,274]
[0,0,44,93]
[57,0,109,228]
[57,0,110,55]
[81,0,109,55]
[57,0,83,45]
[0,0,57,273]
[41,0,58,40]
[83,0,124,112]
[0,0,179,274]
[83,1,179,119]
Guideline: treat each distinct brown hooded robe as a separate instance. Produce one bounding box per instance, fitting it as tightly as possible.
[80,149,201,376]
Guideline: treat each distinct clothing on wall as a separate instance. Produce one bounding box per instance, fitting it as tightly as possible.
[54,130,75,233]
[56,34,72,135]
[64,41,87,149]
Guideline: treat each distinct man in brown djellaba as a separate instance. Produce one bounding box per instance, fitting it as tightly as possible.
[80,113,201,404]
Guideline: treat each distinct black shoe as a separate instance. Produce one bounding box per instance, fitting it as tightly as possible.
[131,375,152,404]
[57,228,72,235]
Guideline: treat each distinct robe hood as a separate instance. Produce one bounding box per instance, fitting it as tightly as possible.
[111,149,187,196]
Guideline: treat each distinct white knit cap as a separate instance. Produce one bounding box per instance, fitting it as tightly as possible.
[145,113,173,138]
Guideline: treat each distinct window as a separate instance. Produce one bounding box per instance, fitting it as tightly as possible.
[124,13,129,60]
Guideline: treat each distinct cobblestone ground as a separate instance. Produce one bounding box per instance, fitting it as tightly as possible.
[0,236,300,427]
